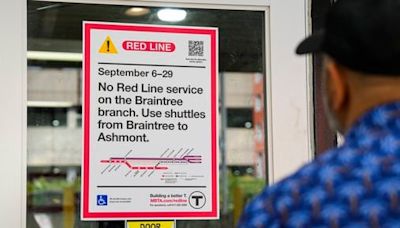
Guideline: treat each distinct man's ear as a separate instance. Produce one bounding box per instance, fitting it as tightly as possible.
[326,61,348,112]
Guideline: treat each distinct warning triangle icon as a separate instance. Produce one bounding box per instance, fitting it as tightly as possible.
[98,36,118,54]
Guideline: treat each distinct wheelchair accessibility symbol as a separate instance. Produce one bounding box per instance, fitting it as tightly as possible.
[97,195,108,206]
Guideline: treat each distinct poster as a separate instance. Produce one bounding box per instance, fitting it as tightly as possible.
[82,22,218,220]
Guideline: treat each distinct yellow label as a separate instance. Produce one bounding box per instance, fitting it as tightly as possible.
[98,36,118,54]
[127,221,174,228]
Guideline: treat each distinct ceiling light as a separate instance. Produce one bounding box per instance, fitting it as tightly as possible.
[125,7,150,17]
[157,9,187,22]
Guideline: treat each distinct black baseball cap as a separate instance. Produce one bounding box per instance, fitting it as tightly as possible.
[296,0,400,75]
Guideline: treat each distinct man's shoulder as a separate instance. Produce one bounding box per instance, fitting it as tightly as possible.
[238,143,400,227]
[266,146,344,197]
[237,148,342,227]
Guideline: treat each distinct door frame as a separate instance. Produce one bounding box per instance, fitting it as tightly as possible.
[0,0,312,226]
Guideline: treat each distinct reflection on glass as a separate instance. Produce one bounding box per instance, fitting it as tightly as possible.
[125,7,151,17]
[157,9,187,22]
[27,1,265,227]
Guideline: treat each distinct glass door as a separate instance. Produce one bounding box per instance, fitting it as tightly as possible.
[27,1,267,227]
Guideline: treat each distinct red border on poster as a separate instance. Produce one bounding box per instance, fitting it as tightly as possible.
[82,22,218,219]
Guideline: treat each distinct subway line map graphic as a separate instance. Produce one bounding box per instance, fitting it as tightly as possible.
[100,148,202,177]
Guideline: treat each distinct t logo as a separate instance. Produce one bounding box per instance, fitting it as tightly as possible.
[189,191,206,209]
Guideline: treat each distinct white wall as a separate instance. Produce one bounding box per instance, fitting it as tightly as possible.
[226,129,255,165]
[28,68,80,104]
[224,72,254,108]
[28,128,82,166]
[115,0,271,6]
[0,0,26,227]
[267,0,313,182]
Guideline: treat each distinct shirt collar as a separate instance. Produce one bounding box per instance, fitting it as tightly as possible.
[345,101,400,144]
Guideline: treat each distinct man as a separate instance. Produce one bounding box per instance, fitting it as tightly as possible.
[238,0,400,227]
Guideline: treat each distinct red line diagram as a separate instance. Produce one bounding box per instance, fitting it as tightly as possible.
[100,148,201,176]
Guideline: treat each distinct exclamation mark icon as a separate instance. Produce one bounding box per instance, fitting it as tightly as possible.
[99,36,118,54]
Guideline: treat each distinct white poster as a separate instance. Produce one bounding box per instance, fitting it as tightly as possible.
[82,22,218,220]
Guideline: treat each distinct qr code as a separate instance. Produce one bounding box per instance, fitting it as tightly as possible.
[188,40,204,56]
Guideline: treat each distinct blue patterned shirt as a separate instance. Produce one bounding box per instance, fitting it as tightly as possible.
[238,102,400,228]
